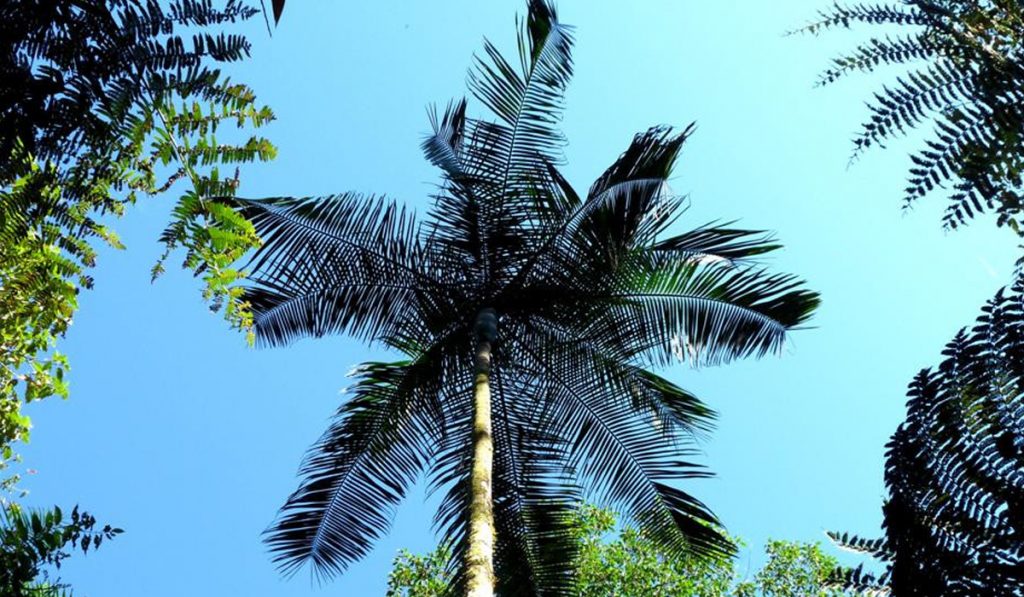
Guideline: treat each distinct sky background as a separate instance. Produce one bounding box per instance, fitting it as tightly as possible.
[17,1,1023,594]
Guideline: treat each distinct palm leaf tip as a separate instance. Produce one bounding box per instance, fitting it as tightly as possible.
[572,124,697,254]
[630,367,717,434]
[590,125,695,199]
[653,222,783,265]
[423,98,468,175]
[468,0,574,141]
[525,0,574,79]
[639,482,734,560]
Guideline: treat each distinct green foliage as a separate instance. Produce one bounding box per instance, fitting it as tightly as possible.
[572,506,734,596]
[796,0,1024,233]
[0,157,91,494]
[250,2,817,592]
[1,0,277,337]
[828,280,1024,595]
[387,547,455,597]
[734,540,842,597]
[146,80,275,339]
[0,504,121,597]
[387,507,842,597]
[0,0,275,488]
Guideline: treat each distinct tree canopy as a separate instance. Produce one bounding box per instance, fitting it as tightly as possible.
[387,506,842,597]
[0,0,275,487]
[7,1,1023,596]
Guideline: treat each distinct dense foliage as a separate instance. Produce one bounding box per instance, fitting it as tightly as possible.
[0,161,79,492]
[797,1,1024,233]
[387,506,842,597]
[830,281,1024,595]
[0,504,120,597]
[245,1,818,593]
[0,0,275,487]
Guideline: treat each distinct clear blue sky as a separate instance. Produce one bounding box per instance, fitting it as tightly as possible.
[19,1,1021,594]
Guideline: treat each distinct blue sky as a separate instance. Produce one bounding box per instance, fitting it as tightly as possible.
[18,1,1022,594]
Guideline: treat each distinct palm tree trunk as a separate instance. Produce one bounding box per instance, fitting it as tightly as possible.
[465,309,497,597]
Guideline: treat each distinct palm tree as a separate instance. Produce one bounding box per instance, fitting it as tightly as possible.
[239,1,819,594]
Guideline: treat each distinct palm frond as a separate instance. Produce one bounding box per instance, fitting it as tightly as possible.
[423,99,470,178]
[597,256,819,367]
[460,0,575,256]
[652,222,781,266]
[510,330,732,561]
[511,316,716,436]
[232,195,433,347]
[574,125,692,255]
[467,0,573,172]
[509,125,693,294]
[264,358,441,579]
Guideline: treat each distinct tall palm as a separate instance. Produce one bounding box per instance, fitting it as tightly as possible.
[241,1,819,594]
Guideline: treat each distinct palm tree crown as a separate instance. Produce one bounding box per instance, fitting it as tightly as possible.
[239,1,819,593]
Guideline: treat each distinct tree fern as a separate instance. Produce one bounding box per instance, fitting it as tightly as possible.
[796,0,1024,233]
[828,280,1024,595]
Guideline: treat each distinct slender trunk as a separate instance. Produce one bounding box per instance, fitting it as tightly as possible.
[465,309,497,597]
